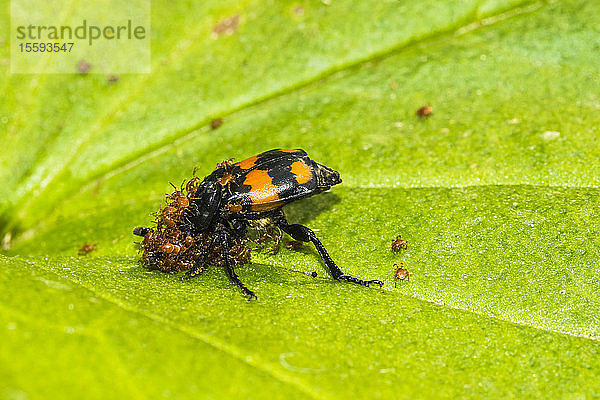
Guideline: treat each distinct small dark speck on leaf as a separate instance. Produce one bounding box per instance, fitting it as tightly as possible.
[416,105,432,118]
[77,60,91,74]
[78,243,97,255]
[91,178,103,197]
[210,118,224,130]
[212,15,240,38]
[107,75,119,84]
[311,271,318,278]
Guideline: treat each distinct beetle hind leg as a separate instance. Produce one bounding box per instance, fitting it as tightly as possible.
[275,214,383,288]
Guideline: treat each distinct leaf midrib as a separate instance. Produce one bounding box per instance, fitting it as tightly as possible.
[11,182,599,256]
[8,0,544,237]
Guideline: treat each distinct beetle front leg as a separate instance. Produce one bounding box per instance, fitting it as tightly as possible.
[275,215,383,288]
[221,231,256,300]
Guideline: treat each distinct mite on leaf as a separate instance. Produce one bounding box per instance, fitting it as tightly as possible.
[416,105,432,118]
[133,149,383,299]
[286,240,304,251]
[78,243,97,255]
[394,263,409,287]
[391,235,407,252]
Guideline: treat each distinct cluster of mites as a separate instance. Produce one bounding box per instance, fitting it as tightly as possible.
[391,235,409,286]
[137,175,252,273]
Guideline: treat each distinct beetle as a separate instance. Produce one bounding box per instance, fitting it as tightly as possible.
[134,149,383,298]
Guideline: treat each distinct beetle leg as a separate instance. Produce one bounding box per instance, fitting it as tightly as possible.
[180,234,219,281]
[276,215,383,288]
[221,230,257,300]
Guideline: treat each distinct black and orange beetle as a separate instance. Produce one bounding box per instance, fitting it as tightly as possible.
[134,149,382,298]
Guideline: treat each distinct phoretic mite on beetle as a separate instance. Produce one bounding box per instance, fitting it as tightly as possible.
[133,149,383,299]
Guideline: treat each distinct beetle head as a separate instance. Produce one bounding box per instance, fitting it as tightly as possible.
[312,162,342,189]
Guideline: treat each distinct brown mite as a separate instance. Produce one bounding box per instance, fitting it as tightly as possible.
[216,158,235,170]
[416,105,432,118]
[162,216,176,228]
[219,173,236,194]
[391,235,407,252]
[160,243,181,254]
[185,175,200,193]
[78,243,97,255]
[167,182,186,199]
[394,263,409,287]
[185,236,195,247]
[162,206,177,216]
[210,118,224,130]
[164,182,191,210]
[176,196,189,208]
[225,203,243,213]
[285,240,303,251]
[253,225,283,255]
[77,59,91,74]
[220,173,234,185]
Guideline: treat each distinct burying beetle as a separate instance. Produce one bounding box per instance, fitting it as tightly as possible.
[134,149,382,299]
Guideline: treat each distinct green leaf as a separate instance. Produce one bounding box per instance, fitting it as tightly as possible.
[2,0,600,398]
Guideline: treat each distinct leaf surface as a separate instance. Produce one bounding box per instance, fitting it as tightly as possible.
[2,0,600,398]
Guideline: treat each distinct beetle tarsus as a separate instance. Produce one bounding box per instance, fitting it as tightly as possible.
[340,275,384,288]
[224,259,256,300]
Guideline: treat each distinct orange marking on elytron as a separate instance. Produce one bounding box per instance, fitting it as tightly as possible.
[290,161,312,184]
[278,149,300,153]
[237,155,259,169]
[243,169,281,211]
